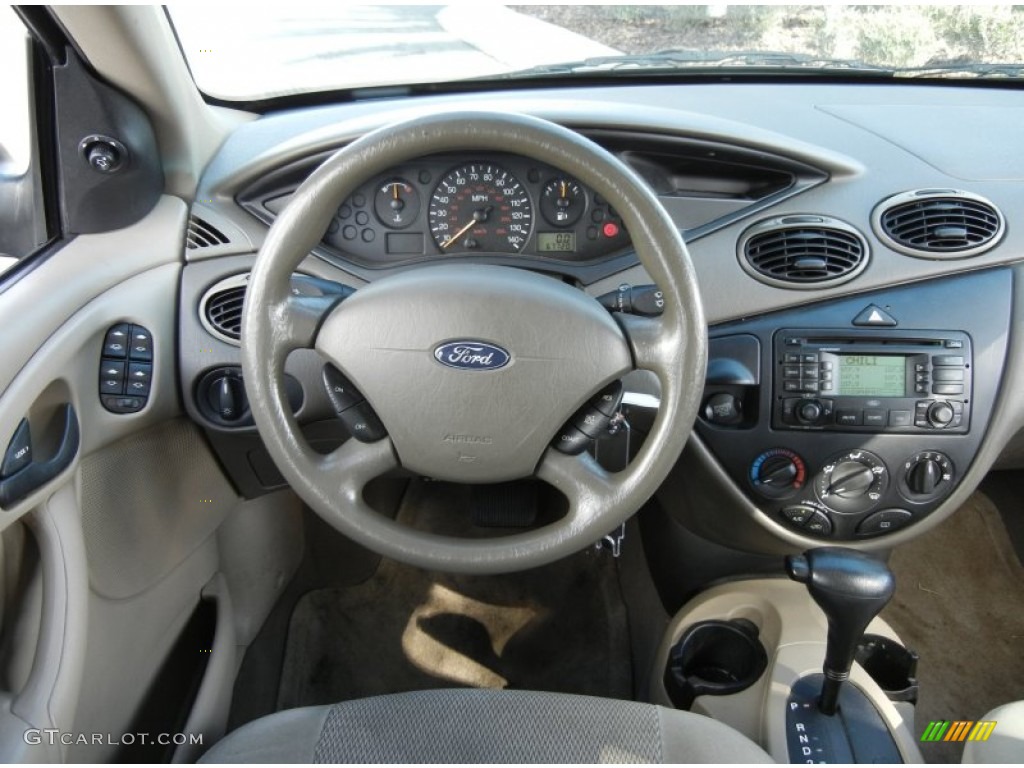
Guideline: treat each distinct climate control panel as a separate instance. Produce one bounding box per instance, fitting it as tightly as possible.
[747,447,956,539]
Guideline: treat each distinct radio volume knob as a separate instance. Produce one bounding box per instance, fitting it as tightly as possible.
[798,400,823,424]
[927,401,955,428]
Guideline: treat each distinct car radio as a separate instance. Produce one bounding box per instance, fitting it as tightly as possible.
[772,329,971,433]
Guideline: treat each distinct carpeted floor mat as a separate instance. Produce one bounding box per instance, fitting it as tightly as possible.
[884,490,1024,763]
[277,481,632,709]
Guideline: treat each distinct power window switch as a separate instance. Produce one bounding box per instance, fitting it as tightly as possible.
[1,419,32,479]
[129,325,153,362]
[126,363,153,396]
[100,359,126,395]
[103,324,131,358]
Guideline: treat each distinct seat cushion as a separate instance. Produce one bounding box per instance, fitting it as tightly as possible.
[201,689,773,763]
[962,700,1024,763]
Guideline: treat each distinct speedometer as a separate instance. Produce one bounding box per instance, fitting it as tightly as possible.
[428,163,533,253]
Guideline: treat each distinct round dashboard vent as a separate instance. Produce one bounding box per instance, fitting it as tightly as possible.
[739,215,869,289]
[872,189,1004,259]
[199,273,249,345]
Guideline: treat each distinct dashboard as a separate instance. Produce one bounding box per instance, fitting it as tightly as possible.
[179,82,1024,556]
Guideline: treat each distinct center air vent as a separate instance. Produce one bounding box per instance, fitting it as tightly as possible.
[872,190,1004,259]
[739,216,869,289]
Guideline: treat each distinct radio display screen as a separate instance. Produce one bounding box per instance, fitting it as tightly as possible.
[837,355,906,397]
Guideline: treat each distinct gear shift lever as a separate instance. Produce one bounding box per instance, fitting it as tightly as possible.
[786,547,895,715]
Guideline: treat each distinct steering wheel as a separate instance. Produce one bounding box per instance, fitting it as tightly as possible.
[241,112,706,574]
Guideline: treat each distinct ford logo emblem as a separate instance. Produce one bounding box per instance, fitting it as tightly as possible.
[433,341,510,371]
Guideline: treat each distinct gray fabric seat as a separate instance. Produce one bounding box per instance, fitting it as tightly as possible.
[201,689,774,763]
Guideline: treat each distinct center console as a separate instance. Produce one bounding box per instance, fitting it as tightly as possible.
[650,576,924,763]
[693,268,1011,544]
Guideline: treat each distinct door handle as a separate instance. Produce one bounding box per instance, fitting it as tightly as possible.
[0,404,80,508]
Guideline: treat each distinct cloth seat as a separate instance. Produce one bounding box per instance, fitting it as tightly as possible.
[962,700,1024,763]
[201,689,774,763]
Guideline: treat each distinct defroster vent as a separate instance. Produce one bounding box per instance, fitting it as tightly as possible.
[739,216,869,289]
[873,190,1004,258]
[186,215,230,250]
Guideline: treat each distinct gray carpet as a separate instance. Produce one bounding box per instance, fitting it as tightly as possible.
[884,490,1024,763]
[277,481,632,709]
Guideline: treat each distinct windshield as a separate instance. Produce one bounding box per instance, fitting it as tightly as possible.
[166,4,1024,102]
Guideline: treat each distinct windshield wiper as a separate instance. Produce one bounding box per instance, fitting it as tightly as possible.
[484,49,895,80]
[895,61,1024,79]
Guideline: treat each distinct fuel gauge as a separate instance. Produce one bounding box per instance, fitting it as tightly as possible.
[540,177,585,227]
[374,178,420,229]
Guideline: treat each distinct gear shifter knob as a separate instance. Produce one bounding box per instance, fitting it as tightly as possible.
[786,547,895,715]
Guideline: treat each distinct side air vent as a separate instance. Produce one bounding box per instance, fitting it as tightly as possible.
[738,215,869,289]
[872,190,1004,259]
[187,215,231,250]
[199,273,249,345]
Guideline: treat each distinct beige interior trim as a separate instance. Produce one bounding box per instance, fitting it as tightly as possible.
[650,578,924,763]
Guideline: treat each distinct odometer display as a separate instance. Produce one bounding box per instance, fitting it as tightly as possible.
[428,164,533,253]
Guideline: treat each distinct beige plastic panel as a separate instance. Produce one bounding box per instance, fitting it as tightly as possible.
[650,579,923,763]
[80,419,237,600]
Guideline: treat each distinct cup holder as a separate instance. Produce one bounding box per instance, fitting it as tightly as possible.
[664,618,768,710]
[855,633,920,704]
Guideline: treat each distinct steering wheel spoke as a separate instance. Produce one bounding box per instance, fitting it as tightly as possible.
[272,292,346,353]
[536,447,615,526]
[617,312,680,375]
[315,435,398,500]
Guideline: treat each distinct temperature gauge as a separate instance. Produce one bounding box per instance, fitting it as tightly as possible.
[540,177,585,227]
[374,178,420,229]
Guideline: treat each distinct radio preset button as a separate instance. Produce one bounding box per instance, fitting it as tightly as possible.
[783,366,801,378]
[888,410,913,427]
[933,383,964,395]
[934,355,964,366]
[801,354,818,363]
[784,353,801,363]
[783,381,802,392]
[836,409,863,426]
[820,361,833,371]
[915,383,929,394]
[915,363,929,373]
[933,369,964,382]
[863,409,886,427]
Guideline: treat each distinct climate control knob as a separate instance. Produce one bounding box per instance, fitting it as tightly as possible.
[814,450,888,514]
[750,448,806,499]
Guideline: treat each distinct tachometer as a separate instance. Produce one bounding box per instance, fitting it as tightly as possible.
[428,163,533,253]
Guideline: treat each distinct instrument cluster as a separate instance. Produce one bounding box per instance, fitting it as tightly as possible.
[312,153,633,267]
